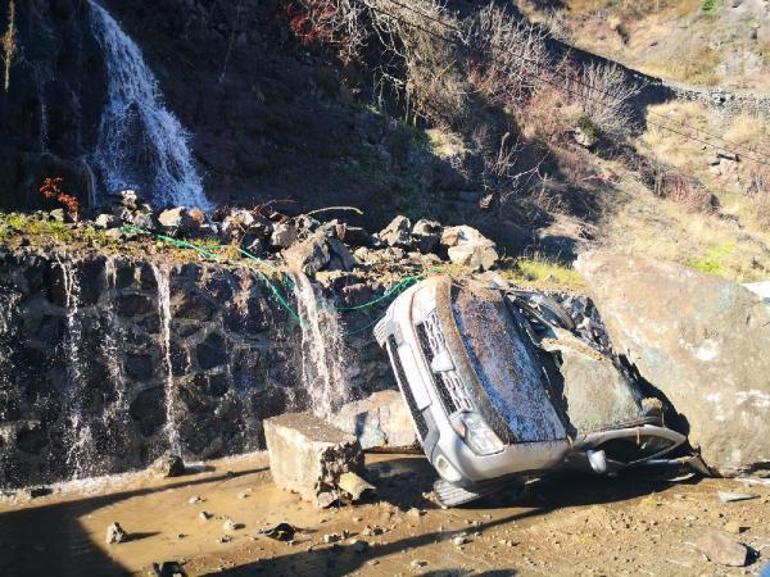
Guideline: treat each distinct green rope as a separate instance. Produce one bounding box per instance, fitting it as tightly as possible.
[119,224,445,336]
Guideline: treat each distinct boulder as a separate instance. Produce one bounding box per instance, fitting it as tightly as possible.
[377,215,412,248]
[270,222,298,249]
[441,225,499,271]
[282,230,331,275]
[576,251,770,475]
[331,390,417,450]
[693,531,749,567]
[94,213,120,229]
[264,412,364,507]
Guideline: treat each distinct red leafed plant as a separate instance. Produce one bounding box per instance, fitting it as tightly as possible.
[39,177,80,216]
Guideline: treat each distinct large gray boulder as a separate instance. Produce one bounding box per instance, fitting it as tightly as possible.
[576,251,770,475]
[264,412,364,507]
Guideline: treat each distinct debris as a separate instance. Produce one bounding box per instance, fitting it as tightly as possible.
[106,522,127,545]
[337,471,376,502]
[263,412,364,508]
[324,533,342,544]
[262,522,297,542]
[441,225,499,271]
[692,531,749,567]
[150,454,185,478]
[151,561,187,577]
[331,391,417,450]
[222,518,242,531]
[718,491,759,503]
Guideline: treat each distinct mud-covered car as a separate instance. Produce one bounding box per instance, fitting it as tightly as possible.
[374,276,686,506]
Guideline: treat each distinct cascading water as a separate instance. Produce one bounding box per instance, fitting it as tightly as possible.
[151,263,182,455]
[102,258,127,411]
[87,0,212,210]
[292,272,350,418]
[57,258,95,479]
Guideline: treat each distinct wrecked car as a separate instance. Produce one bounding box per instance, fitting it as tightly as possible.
[374,276,686,506]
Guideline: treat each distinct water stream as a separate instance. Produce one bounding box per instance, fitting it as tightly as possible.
[87,0,211,210]
[292,272,350,418]
[151,263,182,455]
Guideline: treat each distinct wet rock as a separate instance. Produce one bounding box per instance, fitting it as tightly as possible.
[693,531,749,566]
[576,251,770,475]
[378,216,412,248]
[150,454,186,478]
[441,225,499,271]
[106,522,127,545]
[331,390,417,450]
[264,412,364,508]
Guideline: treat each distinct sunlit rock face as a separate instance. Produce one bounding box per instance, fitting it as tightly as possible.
[0,248,392,488]
[577,251,770,476]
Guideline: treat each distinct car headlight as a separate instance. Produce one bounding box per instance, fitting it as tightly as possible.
[453,412,505,456]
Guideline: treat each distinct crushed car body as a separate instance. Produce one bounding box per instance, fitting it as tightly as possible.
[374,275,687,506]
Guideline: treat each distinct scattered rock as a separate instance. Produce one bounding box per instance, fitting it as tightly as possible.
[412,219,442,253]
[199,511,212,522]
[94,213,120,229]
[452,534,470,546]
[362,525,385,537]
[106,522,127,545]
[718,491,758,503]
[264,412,364,508]
[261,522,297,542]
[693,531,749,567]
[282,230,331,275]
[411,559,428,569]
[324,533,342,544]
[157,208,199,236]
[188,495,203,505]
[150,454,186,478]
[222,518,242,531]
[331,390,417,450]
[270,222,298,249]
[151,561,187,577]
[26,486,52,499]
[441,225,499,271]
[219,535,233,544]
[378,216,412,248]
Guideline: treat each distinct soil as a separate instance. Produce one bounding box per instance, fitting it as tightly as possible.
[1,452,768,576]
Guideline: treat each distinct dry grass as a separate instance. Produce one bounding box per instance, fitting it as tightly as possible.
[2,0,16,92]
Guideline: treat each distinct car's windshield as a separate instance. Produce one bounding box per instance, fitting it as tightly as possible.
[451,284,565,443]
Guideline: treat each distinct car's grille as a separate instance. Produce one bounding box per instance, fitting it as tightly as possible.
[416,311,474,415]
[387,336,428,440]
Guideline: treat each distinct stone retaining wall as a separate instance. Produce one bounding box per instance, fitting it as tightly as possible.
[0,248,393,488]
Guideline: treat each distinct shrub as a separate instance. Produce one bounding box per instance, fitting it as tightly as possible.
[39,177,80,216]
[701,0,723,15]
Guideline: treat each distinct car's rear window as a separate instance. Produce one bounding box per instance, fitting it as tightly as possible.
[452,284,565,442]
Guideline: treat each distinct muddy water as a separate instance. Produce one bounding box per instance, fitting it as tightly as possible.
[1,453,769,576]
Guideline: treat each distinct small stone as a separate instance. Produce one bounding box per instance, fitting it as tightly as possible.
[411,559,428,569]
[362,525,384,537]
[106,522,127,545]
[176,533,186,540]
[222,518,242,531]
[452,534,469,546]
[150,454,185,478]
[717,491,758,503]
[219,535,233,544]
[199,511,212,521]
[693,531,749,566]
[188,496,203,505]
[367,559,380,566]
[406,508,424,518]
[95,213,120,229]
[323,533,342,544]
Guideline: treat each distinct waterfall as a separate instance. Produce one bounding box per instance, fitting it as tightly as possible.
[151,263,182,455]
[102,257,127,411]
[292,272,350,418]
[87,1,212,210]
[57,258,95,479]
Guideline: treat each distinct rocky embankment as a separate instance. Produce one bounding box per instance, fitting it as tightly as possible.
[0,192,507,489]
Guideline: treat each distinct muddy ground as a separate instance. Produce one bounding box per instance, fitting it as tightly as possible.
[1,453,768,577]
